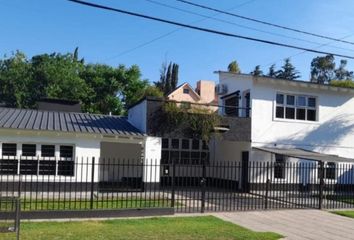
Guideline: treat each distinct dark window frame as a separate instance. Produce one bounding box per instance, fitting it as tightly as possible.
[22,144,37,157]
[224,93,240,117]
[275,93,317,122]
[60,145,74,159]
[41,145,55,157]
[2,143,17,156]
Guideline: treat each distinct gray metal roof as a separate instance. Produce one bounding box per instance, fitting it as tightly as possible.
[253,147,354,163]
[0,107,144,137]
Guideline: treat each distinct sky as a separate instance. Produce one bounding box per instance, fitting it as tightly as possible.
[1,0,354,87]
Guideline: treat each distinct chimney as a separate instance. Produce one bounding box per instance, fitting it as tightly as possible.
[37,98,82,113]
[196,80,217,103]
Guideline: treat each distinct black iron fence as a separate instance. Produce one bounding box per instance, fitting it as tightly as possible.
[0,158,354,216]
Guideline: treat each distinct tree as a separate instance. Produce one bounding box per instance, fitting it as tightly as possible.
[0,50,151,115]
[276,58,300,80]
[334,59,353,80]
[0,51,33,108]
[137,86,164,100]
[154,61,179,96]
[171,63,179,91]
[310,54,335,84]
[73,47,84,63]
[31,52,89,103]
[267,64,277,78]
[250,65,263,76]
[227,60,241,73]
[330,80,354,88]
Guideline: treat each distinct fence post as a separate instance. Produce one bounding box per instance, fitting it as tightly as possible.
[265,162,270,210]
[17,173,22,199]
[15,198,21,240]
[90,157,95,210]
[200,161,206,213]
[318,161,324,209]
[171,160,175,208]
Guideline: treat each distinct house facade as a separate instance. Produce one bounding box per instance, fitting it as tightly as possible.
[166,80,218,111]
[0,104,161,189]
[216,72,354,186]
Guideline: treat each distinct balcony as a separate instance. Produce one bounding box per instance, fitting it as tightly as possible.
[144,98,251,141]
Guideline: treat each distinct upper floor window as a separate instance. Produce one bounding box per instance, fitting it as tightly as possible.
[223,92,240,117]
[183,88,189,94]
[275,93,317,121]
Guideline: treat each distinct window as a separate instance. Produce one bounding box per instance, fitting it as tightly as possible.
[182,139,189,149]
[274,154,286,179]
[325,162,336,179]
[224,94,239,117]
[159,138,209,166]
[192,140,200,150]
[162,139,169,149]
[2,143,17,156]
[244,92,251,117]
[41,145,55,157]
[22,144,36,157]
[319,162,336,180]
[60,146,73,158]
[183,88,189,94]
[20,144,37,175]
[59,146,74,176]
[1,143,17,174]
[276,93,284,104]
[161,150,169,164]
[275,93,317,121]
[171,139,179,149]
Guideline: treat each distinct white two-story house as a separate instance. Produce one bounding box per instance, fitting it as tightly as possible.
[215,71,354,187]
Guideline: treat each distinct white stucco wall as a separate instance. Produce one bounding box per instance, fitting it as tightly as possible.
[143,136,162,183]
[251,79,354,159]
[0,129,101,182]
[218,72,354,159]
[218,73,354,184]
[0,129,145,183]
[218,73,253,116]
[128,100,147,133]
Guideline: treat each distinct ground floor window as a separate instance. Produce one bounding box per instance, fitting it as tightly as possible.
[161,138,209,165]
[318,162,336,180]
[0,143,75,176]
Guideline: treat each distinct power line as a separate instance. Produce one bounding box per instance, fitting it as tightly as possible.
[176,0,354,46]
[104,0,256,60]
[146,0,354,53]
[262,33,354,70]
[68,0,354,59]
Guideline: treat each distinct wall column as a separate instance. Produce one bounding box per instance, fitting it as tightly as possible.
[143,137,162,189]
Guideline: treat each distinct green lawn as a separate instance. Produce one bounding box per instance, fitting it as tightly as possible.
[332,210,354,219]
[0,216,282,240]
[326,195,354,205]
[1,198,173,211]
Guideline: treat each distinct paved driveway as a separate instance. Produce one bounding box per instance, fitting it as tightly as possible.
[214,209,354,240]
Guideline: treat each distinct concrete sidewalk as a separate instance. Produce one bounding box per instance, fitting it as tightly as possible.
[214,210,354,240]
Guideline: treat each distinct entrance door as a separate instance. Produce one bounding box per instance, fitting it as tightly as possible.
[241,151,250,192]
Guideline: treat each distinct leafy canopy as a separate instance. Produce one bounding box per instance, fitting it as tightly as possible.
[227,60,241,73]
[0,49,157,115]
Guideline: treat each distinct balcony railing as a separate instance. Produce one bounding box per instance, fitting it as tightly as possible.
[219,105,251,118]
